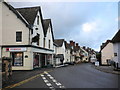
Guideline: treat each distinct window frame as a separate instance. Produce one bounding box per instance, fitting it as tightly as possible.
[16,31,22,42]
[11,52,24,66]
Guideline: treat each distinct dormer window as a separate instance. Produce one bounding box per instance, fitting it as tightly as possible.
[37,16,39,25]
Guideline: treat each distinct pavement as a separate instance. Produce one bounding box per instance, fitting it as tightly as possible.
[2,67,55,88]
[91,64,120,75]
[3,63,119,89]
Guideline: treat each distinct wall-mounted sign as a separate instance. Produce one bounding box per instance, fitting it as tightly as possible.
[25,55,28,58]
[6,47,27,52]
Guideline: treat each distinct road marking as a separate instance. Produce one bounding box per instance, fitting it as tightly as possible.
[4,70,53,89]
[41,74,55,90]
[42,77,46,80]
[41,74,44,77]
[45,72,65,89]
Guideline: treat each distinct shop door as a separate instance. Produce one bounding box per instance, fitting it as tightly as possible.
[40,54,45,67]
[33,54,39,68]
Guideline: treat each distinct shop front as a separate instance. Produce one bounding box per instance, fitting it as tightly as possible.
[2,47,33,70]
[2,46,54,70]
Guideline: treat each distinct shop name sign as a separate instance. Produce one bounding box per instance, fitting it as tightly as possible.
[6,47,27,52]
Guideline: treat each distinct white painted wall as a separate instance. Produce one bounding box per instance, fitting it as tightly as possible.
[101,42,114,65]
[113,42,120,67]
[65,49,70,63]
[2,3,30,45]
[32,11,44,47]
[56,42,66,62]
[45,24,54,50]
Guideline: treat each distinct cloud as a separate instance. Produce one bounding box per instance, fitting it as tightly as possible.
[82,22,97,32]
[9,2,118,51]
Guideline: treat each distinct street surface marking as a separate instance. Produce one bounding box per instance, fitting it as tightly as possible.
[4,70,53,89]
[44,72,65,89]
[41,73,55,90]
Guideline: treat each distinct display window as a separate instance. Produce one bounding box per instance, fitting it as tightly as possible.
[11,52,23,66]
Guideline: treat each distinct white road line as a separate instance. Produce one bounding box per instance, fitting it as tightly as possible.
[44,80,49,83]
[59,86,65,88]
[41,74,55,90]
[52,79,57,83]
[40,74,44,77]
[46,83,52,87]
[49,76,54,79]
[46,72,65,89]
[42,77,46,80]
[56,82,62,86]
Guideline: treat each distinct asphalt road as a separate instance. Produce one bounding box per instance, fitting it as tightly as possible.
[15,63,119,88]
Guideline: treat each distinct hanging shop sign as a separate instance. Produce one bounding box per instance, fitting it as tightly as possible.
[6,47,27,52]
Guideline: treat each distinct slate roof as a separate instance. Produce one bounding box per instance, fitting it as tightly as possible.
[101,40,112,50]
[64,41,71,49]
[16,6,42,25]
[112,30,120,43]
[43,19,50,36]
[43,19,54,41]
[74,46,80,52]
[54,39,64,47]
[3,2,31,29]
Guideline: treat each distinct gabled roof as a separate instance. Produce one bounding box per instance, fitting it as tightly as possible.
[3,2,31,29]
[15,6,43,26]
[64,41,71,49]
[43,19,54,41]
[54,39,64,47]
[101,40,112,50]
[112,30,120,43]
[74,46,80,52]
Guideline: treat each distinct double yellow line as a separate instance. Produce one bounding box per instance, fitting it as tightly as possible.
[3,70,53,89]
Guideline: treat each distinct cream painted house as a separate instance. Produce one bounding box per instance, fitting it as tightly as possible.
[101,40,114,65]
[1,2,54,70]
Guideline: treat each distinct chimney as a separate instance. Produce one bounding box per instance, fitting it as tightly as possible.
[73,42,75,46]
[76,43,78,47]
[83,46,86,50]
[70,40,73,46]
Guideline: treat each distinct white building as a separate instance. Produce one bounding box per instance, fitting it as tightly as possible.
[101,40,114,65]
[1,2,54,70]
[54,39,66,64]
[112,30,120,68]
[64,41,71,63]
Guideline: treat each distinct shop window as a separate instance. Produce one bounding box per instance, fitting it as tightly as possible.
[16,32,22,42]
[11,52,23,66]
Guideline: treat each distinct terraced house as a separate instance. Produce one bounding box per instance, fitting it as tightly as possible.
[1,2,54,70]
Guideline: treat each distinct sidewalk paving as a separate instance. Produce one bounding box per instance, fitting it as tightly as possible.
[2,67,55,88]
[91,64,120,75]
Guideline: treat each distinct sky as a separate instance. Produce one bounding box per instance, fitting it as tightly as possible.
[8,1,119,51]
